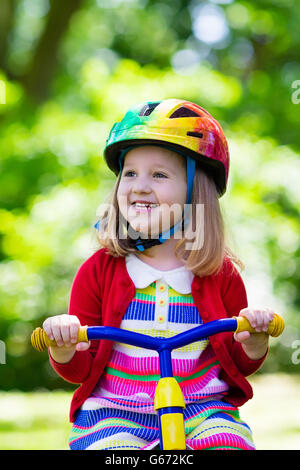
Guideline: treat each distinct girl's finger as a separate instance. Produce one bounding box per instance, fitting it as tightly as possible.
[43,320,54,341]
[70,320,80,344]
[255,309,271,332]
[51,320,64,347]
[60,316,72,346]
[253,310,264,331]
[240,309,257,329]
[76,341,91,351]
[262,309,274,332]
[234,331,250,343]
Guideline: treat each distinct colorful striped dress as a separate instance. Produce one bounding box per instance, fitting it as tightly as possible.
[69,255,255,450]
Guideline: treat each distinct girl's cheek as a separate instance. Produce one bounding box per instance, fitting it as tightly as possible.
[117,189,129,204]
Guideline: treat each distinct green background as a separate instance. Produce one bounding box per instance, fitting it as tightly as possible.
[0,0,299,449]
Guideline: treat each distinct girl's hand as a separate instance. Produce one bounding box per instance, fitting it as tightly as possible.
[43,314,90,364]
[233,308,274,360]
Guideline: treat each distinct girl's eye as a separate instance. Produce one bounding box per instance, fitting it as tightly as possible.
[123,171,167,178]
[123,170,135,177]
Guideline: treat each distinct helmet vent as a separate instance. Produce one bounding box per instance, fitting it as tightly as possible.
[169,107,200,118]
[187,131,203,138]
[139,102,161,116]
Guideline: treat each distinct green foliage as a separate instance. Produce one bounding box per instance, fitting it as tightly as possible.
[0,0,299,391]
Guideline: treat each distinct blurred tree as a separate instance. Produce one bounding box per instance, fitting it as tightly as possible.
[21,0,84,103]
[0,0,17,70]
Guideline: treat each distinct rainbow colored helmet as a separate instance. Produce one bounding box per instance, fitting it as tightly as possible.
[104,99,230,196]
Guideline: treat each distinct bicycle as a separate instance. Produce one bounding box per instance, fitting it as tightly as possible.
[31,313,284,450]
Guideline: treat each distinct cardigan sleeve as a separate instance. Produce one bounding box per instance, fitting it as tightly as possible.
[49,254,102,384]
[220,259,267,376]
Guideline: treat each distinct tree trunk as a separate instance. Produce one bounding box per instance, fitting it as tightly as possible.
[21,0,84,103]
[0,0,17,72]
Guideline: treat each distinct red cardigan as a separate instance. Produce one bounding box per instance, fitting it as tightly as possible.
[49,248,266,422]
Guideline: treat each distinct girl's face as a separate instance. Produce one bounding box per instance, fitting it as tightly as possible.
[117,146,187,237]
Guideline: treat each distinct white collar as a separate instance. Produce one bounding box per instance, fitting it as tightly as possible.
[125,254,194,294]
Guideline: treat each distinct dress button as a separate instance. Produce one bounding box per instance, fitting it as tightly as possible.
[158,299,166,307]
[158,316,165,323]
[158,284,166,292]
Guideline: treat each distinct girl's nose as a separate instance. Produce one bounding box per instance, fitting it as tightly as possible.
[131,175,152,194]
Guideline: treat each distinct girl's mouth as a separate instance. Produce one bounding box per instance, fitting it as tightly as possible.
[131,202,159,213]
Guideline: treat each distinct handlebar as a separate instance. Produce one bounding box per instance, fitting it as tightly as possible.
[31,313,284,353]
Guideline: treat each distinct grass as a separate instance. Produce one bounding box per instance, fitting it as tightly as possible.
[0,390,71,450]
[0,373,299,450]
[242,373,300,450]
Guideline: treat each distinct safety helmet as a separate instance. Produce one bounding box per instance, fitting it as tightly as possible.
[104,99,229,196]
[99,99,229,251]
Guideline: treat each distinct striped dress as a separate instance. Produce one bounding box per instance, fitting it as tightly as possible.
[69,255,255,450]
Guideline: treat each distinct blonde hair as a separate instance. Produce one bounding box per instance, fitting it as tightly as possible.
[95,165,244,277]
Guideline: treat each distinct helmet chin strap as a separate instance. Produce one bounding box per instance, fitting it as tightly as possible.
[95,145,196,251]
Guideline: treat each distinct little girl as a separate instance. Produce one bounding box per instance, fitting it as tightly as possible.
[43,99,275,450]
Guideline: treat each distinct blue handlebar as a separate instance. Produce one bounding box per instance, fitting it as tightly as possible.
[86,318,238,378]
[86,318,237,352]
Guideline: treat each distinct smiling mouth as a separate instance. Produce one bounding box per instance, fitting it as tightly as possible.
[133,202,159,208]
[131,202,160,213]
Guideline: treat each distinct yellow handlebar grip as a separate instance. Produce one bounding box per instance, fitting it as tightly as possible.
[31,326,88,352]
[235,313,284,337]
